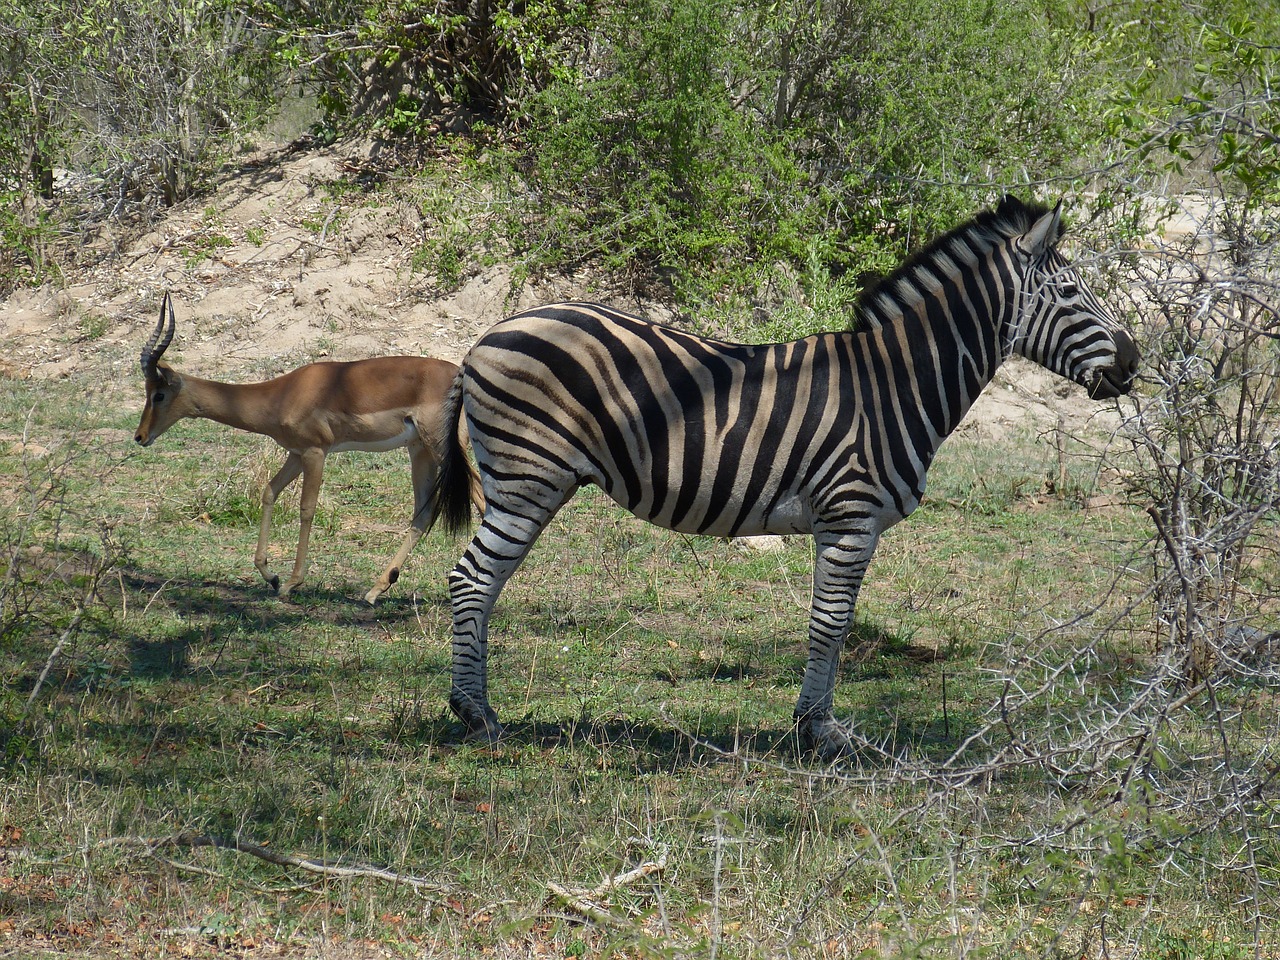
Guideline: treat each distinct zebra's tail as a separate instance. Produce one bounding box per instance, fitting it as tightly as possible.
[436,368,477,537]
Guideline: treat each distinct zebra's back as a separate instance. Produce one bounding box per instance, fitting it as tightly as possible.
[460,302,900,538]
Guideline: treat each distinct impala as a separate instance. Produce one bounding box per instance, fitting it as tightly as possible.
[134,293,484,603]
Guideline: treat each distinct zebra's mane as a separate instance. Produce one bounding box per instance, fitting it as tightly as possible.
[851,195,1055,330]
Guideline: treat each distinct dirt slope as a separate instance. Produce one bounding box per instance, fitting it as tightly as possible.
[0,137,1114,444]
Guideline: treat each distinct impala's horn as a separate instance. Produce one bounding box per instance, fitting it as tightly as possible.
[141,293,176,381]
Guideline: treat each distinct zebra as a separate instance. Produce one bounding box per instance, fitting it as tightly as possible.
[430,195,1140,756]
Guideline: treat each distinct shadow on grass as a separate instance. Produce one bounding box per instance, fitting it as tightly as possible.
[109,575,432,688]
[393,710,806,775]
[404,694,977,773]
[443,618,971,768]
[11,550,978,780]
[6,557,452,696]
[117,566,449,628]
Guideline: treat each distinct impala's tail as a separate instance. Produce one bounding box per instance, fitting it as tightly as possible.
[436,368,477,536]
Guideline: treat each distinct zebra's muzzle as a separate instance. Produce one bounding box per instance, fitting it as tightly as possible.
[1087,366,1133,399]
[1085,331,1141,399]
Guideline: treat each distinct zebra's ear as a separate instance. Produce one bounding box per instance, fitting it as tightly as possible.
[1020,202,1063,259]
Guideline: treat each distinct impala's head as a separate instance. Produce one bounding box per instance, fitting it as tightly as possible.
[134,293,185,446]
[1001,196,1140,399]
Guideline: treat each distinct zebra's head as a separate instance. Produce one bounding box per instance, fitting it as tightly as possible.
[1003,198,1139,399]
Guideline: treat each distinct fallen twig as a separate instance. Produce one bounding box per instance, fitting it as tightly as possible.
[545,846,668,924]
[104,832,450,893]
[22,607,85,719]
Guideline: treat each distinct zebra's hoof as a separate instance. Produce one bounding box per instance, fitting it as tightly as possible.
[450,696,503,744]
[463,722,505,746]
[797,715,853,760]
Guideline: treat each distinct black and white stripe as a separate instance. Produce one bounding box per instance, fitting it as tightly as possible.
[433,195,1140,755]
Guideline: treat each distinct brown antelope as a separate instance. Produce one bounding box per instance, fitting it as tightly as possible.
[134,293,484,603]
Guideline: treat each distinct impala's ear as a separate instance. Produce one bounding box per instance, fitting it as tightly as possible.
[1020,201,1063,259]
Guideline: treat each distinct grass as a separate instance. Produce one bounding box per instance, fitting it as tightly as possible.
[1,371,1277,959]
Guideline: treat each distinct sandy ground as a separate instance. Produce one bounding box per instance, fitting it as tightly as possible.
[0,138,1117,445]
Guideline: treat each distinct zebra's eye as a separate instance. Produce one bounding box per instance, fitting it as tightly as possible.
[1059,282,1079,298]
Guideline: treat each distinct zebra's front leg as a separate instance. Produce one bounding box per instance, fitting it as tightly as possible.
[447,506,552,742]
[794,529,880,758]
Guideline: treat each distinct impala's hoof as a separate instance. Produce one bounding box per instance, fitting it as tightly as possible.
[365,572,396,605]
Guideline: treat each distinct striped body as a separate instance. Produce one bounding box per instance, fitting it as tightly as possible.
[436,197,1140,755]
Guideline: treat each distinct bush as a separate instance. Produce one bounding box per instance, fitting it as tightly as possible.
[1102,14,1280,677]
[1,0,283,213]
[0,417,127,763]
[487,0,1115,303]
[302,0,595,129]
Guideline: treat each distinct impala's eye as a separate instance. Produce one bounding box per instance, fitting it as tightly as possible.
[154,392,166,402]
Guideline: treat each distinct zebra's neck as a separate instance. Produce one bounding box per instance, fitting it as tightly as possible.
[856,243,1019,462]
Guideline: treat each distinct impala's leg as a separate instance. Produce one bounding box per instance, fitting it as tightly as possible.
[278,449,326,599]
[794,528,881,757]
[255,453,304,593]
[448,496,564,741]
[455,418,487,516]
[366,443,437,605]
[466,458,486,515]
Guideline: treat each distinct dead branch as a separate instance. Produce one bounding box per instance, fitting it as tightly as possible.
[103,832,451,893]
[22,607,85,718]
[545,847,669,924]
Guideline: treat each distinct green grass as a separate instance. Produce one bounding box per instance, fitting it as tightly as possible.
[1,373,1276,959]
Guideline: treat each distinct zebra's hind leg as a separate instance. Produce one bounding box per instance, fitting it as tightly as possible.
[447,502,558,742]
[793,529,880,759]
